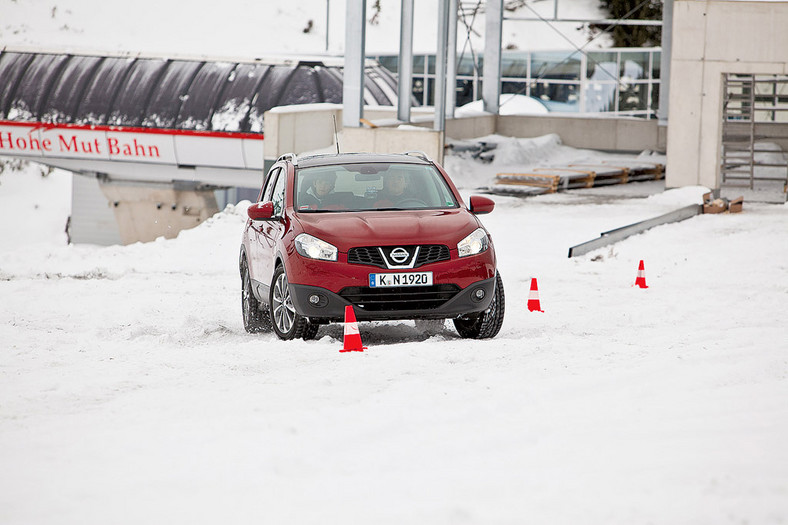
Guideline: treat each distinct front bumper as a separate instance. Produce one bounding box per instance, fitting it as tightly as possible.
[289,276,496,322]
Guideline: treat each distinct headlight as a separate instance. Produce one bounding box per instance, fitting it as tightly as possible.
[295,233,338,261]
[457,228,489,257]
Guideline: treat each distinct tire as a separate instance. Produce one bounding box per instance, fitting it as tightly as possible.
[302,321,320,340]
[453,272,505,339]
[270,265,312,340]
[241,257,271,333]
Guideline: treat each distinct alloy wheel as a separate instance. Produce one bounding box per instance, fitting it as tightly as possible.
[272,271,296,334]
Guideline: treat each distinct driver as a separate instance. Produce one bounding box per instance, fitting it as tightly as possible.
[375,170,412,207]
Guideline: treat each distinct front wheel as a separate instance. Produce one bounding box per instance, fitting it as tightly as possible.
[453,272,505,339]
[270,265,314,340]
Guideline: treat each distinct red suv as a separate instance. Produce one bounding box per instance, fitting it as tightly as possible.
[239,152,504,340]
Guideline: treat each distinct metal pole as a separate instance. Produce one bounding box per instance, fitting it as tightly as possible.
[397,0,414,122]
[446,0,458,119]
[657,0,673,124]
[483,0,503,114]
[326,0,330,52]
[434,0,450,131]
[343,0,366,128]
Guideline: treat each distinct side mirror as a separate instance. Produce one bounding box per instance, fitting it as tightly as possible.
[247,201,275,220]
[468,195,495,215]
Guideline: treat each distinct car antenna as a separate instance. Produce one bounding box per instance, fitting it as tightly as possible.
[332,114,340,154]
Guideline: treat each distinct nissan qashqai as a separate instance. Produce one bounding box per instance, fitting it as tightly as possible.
[239,152,504,340]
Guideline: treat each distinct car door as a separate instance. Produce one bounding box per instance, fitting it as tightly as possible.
[256,166,288,289]
[248,166,281,285]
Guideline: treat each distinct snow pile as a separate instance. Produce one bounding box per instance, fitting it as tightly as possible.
[490,133,565,165]
[443,133,603,188]
[456,94,549,117]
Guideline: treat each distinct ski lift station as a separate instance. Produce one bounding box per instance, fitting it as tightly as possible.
[1,0,787,245]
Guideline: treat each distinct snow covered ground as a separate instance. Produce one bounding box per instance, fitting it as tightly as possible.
[1,147,787,523]
[2,0,788,522]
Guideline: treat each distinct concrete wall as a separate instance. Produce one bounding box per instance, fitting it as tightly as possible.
[666,0,788,188]
[263,104,343,160]
[99,181,219,245]
[264,104,445,162]
[497,115,664,152]
[340,127,444,163]
[265,104,666,165]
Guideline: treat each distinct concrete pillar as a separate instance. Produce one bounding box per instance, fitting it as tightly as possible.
[434,0,451,131]
[343,0,366,128]
[397,0,414,122]
[483,0,503,114]
[657,0,673,124]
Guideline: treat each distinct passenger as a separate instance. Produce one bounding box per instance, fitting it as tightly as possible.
[299,172,336,209]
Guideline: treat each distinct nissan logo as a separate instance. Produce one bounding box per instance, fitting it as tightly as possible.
[389,247,410,264]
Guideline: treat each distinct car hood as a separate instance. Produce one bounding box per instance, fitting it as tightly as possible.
[294,209,479,251]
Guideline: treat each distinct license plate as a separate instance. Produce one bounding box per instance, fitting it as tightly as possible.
[369,271,433,287]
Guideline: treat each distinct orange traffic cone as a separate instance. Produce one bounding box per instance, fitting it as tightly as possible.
[527,278,544,312]
[634,260,649,288]
[341,305,366,352]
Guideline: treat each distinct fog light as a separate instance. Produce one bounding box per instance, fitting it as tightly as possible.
[473,288,485,300]
[309,294,321,304]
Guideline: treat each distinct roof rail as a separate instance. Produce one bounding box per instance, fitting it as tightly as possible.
[277,152,298,165]
[404,151,432,162]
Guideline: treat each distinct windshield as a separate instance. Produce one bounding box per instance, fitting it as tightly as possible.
[295,163,459,212]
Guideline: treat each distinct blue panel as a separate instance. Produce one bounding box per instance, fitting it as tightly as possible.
[142,60,203,128]
[246,65,305,132]
[7,53,69,120]
[107,58,168,126]
[40,55,104,123]
[77,57,136,125]
[0,52,34,118]
[176,61,236,130]
[210,63,270,132]
[315,67,343,103]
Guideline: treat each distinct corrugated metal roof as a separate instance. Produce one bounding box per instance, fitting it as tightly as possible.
[0,49,399,134]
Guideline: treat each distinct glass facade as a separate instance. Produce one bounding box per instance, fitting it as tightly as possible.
[369,48,662,118]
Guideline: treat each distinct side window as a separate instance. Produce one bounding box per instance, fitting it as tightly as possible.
[270,169,286,216]
[261,167,281,202]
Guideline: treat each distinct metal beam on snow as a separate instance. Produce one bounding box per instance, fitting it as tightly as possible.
[567,204,702,258]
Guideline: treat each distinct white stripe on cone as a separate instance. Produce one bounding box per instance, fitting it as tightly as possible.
[341,305,366,352]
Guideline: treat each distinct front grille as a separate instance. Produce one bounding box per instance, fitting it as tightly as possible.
[339,284,460,312]
[348,245,450,269]
[415,245,450,267]
[347,246,386,267]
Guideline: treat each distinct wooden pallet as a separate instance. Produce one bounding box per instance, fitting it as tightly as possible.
[591,159,665,180]
[565,164,629,185]
[495,172,561,193]
[490,156,666,196]
[495,167,597,193]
